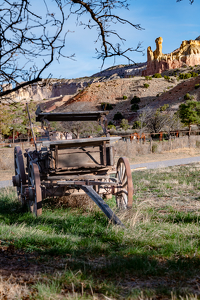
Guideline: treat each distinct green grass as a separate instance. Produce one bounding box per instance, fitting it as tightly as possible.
[1,163,200,299]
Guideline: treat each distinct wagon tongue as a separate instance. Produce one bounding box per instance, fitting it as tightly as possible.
[80,185,125,227]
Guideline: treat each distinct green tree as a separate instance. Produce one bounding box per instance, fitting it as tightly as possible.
[0,101,38,141]
[178,101,200,135]
[120,119,129,131]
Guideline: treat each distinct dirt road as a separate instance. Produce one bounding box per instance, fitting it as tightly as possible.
[1,155,200,189]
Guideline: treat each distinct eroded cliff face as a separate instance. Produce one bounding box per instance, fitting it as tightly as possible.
[5,78,95,102]
[5,64,147,102]
[143,37,200,76]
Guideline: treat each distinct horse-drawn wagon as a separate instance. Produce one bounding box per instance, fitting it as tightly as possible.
[12,109,133,226]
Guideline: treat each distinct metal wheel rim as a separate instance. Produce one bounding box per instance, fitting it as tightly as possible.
[116,157,133,209]
[28,162,42,216]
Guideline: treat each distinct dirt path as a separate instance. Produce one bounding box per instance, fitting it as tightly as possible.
[1,148,200,182]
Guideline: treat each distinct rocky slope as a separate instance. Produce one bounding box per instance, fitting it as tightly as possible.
[37,65,200,124]
[8,64,200,124]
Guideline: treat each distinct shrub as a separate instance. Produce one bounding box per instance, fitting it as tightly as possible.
[145,76,152,80]
[160,104,169,111]
[191,72,198,77]
[100,102,113,110]
[196,140,200,148]
[195,84,200,89]
[152,143,158,153]
[184,93,192,100]
[144,83,149,88]
[120,119,129,130]
[131,103,139,111]
[153,73,162,78]
[164,75,170,81]
[108,124,116,130]
[179,73,191,79]
[113,112,124,120]
[132,120,141,129]
[123,95,127,100]
[131,96,140,104]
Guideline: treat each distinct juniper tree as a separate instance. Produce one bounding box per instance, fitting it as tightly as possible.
[178,100,200,135]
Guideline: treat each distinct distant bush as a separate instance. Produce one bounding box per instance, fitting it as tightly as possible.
[195,84,200,89]
[123,95,127,100]
[131,103,139,111]
[196,140,200,148]
[184,93,192,100]
[131,96,140,104]
[159,104,169,111]
[164,75,170,81]
[120,119,129,131]
[190,72,198,77]
[153,73,162,78]
[132,120,141,129]
[145,76,152,80]
[179,73,191,79]
[108,124,116,130]
[113,112,124,120]
[152,143,158,153]
[100,102,113,110]
[144,83,149,88]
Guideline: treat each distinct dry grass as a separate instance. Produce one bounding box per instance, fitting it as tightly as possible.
[115,136,200,163]
[0,275,31,299]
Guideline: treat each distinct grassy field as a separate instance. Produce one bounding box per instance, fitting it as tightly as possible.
[1,163,200,299]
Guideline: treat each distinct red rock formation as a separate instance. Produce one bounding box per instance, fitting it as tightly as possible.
[143,37,200,76]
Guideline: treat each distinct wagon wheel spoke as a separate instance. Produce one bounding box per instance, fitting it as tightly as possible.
[27,162,42,216]
[115,157,133,209]
[12,146,26,205]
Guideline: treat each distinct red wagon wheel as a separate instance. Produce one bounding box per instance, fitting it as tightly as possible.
[115,157,133,209]
[12,146,26,205]
[27,162,42,216]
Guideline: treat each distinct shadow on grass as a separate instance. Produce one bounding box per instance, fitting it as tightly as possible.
[1,188,200,298]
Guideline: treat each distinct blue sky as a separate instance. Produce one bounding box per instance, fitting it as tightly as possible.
[41,0,200,79]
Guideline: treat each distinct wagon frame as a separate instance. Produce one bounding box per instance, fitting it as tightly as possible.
[12,109,133,226]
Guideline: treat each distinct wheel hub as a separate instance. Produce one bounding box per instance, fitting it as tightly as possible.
[25,187,35,200]
[12,174,21,187]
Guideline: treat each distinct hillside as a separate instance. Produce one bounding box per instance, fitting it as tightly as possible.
[3,64,200,125]
[37,65,200,124]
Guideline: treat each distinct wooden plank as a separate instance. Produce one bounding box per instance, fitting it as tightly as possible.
[56,180,118,186]
[103,141,107,166]
[42,137,121,148]
[55,145,58,169]
[36,111,109,122]
[80,185,125,227]
[47,174,112,180]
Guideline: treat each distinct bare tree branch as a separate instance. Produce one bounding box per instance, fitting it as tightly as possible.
[0,0,144,100]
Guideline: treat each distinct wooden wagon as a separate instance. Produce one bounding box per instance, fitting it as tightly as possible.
[12,110,133,226]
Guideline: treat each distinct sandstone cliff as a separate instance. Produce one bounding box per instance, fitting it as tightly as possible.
[143,36,200,76]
